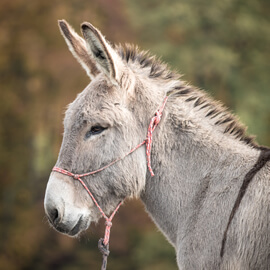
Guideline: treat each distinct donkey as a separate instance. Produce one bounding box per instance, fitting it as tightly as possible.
[44,20,270,269]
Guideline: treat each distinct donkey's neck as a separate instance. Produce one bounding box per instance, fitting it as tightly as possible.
[140,91,260,247]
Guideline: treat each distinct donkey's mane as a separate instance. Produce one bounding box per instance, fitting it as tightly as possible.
[117,43,178,81]
[116,44,257,148]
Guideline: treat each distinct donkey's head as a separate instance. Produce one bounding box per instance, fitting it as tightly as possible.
[44,20,149,236]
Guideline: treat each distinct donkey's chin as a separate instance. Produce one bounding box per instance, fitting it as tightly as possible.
[50,215,91,238]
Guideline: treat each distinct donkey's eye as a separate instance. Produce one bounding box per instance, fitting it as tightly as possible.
[85,126,107,139]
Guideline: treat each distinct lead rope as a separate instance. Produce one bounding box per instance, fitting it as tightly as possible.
[52,96,168,270]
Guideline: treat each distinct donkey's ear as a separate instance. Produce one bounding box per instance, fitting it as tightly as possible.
[81,22,125,84]
[58,20,100,80]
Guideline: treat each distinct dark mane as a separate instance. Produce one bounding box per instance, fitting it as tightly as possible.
[116,43,179,81]
[116,44,258,148]
[172,85,258,147]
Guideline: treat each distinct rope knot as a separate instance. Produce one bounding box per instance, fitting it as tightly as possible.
[154,110,161,123]
[73,174,80,180]
[105,220,112,227]
[98,238,110,256]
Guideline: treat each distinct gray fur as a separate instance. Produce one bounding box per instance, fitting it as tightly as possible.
[44,20,270,269]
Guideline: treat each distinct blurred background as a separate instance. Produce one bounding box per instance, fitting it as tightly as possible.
[0,0,269,269]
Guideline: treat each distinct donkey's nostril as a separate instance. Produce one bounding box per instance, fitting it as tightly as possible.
[48,207,61,225]
[52,208,59,221]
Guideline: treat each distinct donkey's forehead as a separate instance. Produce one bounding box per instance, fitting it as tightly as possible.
[64,77,124,126]
[73,78,118,106]
[83,77,118,100]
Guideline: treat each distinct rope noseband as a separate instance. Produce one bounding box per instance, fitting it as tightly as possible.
[52,96,168,270]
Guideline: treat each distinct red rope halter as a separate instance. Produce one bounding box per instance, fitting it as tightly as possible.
[52,96,168,269]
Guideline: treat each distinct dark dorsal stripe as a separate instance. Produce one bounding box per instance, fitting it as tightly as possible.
[220,146,270,257]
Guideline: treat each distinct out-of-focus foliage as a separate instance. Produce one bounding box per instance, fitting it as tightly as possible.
[0,0,268,269]
[127,0,270,145]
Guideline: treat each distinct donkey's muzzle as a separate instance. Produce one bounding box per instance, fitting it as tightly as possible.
[45,204,87,236]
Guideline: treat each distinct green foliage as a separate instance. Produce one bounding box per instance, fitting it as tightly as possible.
[133,231,177,270]
[127,0,270,146]
[0,0,269,269]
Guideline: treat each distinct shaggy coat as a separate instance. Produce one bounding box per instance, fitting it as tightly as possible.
[44,20,270,269]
